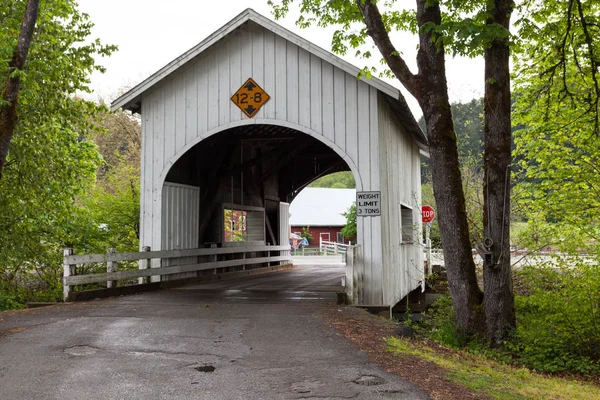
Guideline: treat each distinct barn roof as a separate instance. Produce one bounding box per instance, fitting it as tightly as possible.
[289,187,356,227]
[111,8,426,147]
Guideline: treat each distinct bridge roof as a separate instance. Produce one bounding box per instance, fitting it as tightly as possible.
[111,8,426,147]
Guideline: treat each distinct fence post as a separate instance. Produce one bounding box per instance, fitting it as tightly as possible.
[106,248,117,288]
[334,242,338,255]
[63,248,75,302]
[320,236,323,255]
[139,246,151,284]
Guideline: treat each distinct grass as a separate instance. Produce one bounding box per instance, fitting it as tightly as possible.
[387,337,600,400]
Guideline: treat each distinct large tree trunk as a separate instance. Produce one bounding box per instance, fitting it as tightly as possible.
[358,0,483,337]
[414,1,484,339]
[0,0,40,180]
[483,0,515,346]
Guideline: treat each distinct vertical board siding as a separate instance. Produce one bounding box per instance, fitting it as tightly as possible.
[286,41,299,124]
[298,48,310,127]
[175,73,186,153]
[161,182,200,280]
[139,22,404,304]
[274,35,287,120]
[279,202,291,264]
[377,94,423,307]
[321,62,335,142]
[262,31,276,118]
[333,67,346,150]
[310,55,322,133]
[184,63,198,146]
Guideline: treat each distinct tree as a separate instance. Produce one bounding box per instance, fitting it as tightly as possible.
[341,202,357,239]
[0,0,39,179]
[309,171,356,188]
[481,0,515,346]
[270,0,503,339]
[0,0,116,303]
[513,0,600,257]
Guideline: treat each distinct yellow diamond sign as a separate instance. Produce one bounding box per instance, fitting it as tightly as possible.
[231,78,270,118]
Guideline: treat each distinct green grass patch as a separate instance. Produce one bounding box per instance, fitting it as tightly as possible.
[387,337,600,399]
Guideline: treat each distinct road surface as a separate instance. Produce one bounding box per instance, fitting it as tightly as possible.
[0,264,428,399]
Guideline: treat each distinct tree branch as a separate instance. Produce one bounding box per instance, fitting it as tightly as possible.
[0,0,40,180]
[356,0,418,96]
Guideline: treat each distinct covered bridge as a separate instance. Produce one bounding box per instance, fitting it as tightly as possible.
[111,9,427,309]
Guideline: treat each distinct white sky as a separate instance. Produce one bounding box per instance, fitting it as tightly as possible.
[77,0,484,119]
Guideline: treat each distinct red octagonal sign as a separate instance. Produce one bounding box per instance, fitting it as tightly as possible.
[422,205,435,223]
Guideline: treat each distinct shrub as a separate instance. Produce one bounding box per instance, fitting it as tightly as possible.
[508,261,600,374]
[417,295,462,348]
[0,290,23,311]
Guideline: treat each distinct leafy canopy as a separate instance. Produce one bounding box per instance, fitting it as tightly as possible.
[0,0,116,303]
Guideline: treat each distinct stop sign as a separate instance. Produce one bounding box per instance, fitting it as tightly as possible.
[422,205,435,223]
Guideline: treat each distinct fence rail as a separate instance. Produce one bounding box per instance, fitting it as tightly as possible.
[62,245,291,301]
[320,239,351,255]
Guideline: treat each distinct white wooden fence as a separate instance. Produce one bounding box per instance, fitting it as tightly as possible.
[320,239,351,255]
[62,245,291,301]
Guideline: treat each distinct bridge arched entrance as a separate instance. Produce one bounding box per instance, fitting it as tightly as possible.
[159,122,359,253]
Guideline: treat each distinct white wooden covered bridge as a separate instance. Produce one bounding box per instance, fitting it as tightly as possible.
[108,8,427,309]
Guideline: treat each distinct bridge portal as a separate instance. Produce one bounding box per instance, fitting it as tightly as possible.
[112,9,427,309]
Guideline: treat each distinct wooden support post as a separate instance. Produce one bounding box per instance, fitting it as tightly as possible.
[334,242,338,255]
[139,246,151,284]
[106,248,117,288]
[63,248,75,302]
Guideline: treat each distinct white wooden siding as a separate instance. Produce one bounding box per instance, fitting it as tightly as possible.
[160,182,200,281]
[140,22,379,254]
[377,94,423,307]
[279,202,291,265]
[137,21,420,306]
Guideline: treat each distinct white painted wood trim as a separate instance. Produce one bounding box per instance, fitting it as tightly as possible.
[65,255,291,286]
[65,245,291,264]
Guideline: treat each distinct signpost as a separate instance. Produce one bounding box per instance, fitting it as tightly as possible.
[422,205,435,277]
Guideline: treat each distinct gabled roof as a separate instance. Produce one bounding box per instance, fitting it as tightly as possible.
[289,188,356,227]
[110,8,426,146]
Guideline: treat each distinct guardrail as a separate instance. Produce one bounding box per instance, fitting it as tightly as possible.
[320,239,351,255]
[62,245,291,301]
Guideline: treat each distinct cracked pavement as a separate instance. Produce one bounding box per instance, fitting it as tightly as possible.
[0,265,429,399]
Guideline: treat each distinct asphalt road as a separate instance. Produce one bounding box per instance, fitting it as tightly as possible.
[0,264,428,400]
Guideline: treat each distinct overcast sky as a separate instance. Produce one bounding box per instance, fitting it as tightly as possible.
[77,0,484,118]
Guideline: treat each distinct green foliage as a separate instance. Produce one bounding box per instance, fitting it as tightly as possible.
[512,0,599,255]
[309,171,355,188]
[508,262,600,374]
[341,202,356,239]
[420,98,484,175]
[513,0,600,135]
[513,0,600,256]
[269,0,509,79]
[300,226,313,243]
[419,262,600,375]
[0,0,117,307]
[0,290,23,311]
[418,295,462,348]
